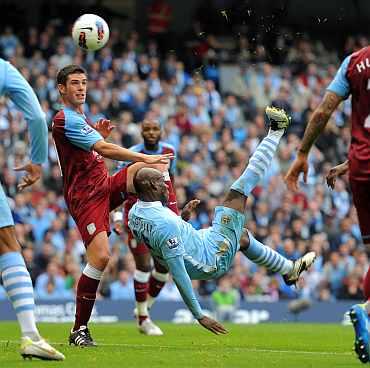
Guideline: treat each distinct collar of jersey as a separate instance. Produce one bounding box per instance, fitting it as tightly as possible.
[137,200,163,208]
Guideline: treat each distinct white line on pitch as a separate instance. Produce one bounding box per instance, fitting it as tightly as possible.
[0,340,352,356]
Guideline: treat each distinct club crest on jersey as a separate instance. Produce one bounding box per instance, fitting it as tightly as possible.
[221,215,231,225]
[81,125,94,135]
[87,223,96,235]
[167,237,179,249]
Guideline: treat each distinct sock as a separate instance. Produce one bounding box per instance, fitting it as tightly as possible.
[231,129,284,197]
[241,231,293,275]
[0,252,40,341]
[73,264,102,331]
[134,270,150,323]
[148,271,169,309]
[363,266,370,301]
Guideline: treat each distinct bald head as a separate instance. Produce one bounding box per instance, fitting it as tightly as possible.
[133,167,168,204]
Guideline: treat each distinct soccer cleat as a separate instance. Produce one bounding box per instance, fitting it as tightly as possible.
[138,318,164,336]
[349,304,370,363]
[20,336,65,361]
[283,251,316,286]
[69,325,97,347]
[265,106,291,131]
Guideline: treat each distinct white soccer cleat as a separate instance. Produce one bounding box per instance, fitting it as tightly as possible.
[20,336,65,361]
[265,106,291,130]
[138,318,164,336]
[283,251,316,286]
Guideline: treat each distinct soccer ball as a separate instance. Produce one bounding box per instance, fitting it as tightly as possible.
[72,14,110,51]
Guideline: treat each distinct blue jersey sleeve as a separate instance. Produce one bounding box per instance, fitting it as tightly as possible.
[3,60,48,164]
[64,111,103,151]
[166,256,204,319]
[327,55,351,98]
[169,152,177,177]
[157,219,185,259]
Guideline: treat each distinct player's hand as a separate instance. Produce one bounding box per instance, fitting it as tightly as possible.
[14,162,42,191]
[142,153,174,165]
[113,221,124,235]
[284,152,309,191]
[198,316,228,335]
[95,118,115,139]
[181,199,200,221]
[326,160,349,190]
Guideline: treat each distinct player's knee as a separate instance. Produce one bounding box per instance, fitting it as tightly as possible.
[93,251,110,270]
[0,226,21,254]
[134,253,152,272]
[135,261,152,273]
[239,229,250,251]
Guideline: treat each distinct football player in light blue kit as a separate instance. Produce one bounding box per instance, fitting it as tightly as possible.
[0,59,64,360]
[129,107,316,333]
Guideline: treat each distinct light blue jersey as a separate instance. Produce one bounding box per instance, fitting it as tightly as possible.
[327,54,351,98]
[128,201,245,318]
[0,58,48,228]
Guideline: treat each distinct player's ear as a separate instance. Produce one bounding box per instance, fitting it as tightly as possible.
[57,83,66,95]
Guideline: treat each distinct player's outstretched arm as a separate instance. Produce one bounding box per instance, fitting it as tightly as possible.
[166,255,227,335]
[326,160,349,190]
[93,140,174,164]
[285,91,342,191]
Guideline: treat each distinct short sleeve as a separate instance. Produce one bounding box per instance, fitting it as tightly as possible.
[158,219,185,260]
[169,151,177,176]
[327,55,351,99]
[64,111,103,151]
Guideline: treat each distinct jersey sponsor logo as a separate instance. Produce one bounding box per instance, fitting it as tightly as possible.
[221,215,231,225]
[81,125,94,135]
[167,237,179,249]
[87,223,96,235]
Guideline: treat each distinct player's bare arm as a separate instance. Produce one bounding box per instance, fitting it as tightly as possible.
[326,160,349,190]
[181,199,200,221]
[285,91,343,191]
[93,140,174,164]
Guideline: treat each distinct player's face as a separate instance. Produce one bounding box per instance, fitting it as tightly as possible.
[141,120,161,146]
[155,174,169,205]
[60,73,87,107]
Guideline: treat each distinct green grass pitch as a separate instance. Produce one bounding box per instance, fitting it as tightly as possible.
[0,322,361,367]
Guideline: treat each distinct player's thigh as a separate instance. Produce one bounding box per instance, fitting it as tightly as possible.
[86,231,111,271]
[4,62,44,121]
[350,178,370,245]
[212,206,246,244]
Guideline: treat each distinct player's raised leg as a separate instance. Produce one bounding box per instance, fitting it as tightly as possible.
[225,107,315,283]
[0,190,64,360]
[69,231,110,347]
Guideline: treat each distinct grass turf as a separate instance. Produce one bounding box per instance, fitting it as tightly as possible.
[0,322,360,368]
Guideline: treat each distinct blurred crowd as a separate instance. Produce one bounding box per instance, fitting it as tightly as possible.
[0,20,368,305]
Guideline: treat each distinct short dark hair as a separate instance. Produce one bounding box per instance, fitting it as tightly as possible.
[56,64,87,85]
